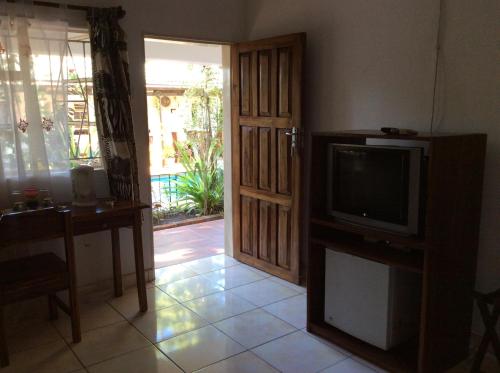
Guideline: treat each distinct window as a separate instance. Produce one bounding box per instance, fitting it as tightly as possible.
[0,15,103,206]
[0,28,101,174]
[66,31,102,168]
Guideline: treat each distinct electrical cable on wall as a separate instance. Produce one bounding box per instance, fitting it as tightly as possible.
[430,0,444,134]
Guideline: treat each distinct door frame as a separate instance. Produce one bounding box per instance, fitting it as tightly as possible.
[141,34,234,260]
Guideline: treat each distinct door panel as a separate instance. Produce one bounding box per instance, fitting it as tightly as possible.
[240,196,257,256]
[239,53,251,116]
[258,128,272,191]
[277,205,292,269]
[258,50,272,116]
[240,126,258,188]
[258,200,276,263]
[232,33,305,283]
[277,129,292,195]
[278,47,291,117]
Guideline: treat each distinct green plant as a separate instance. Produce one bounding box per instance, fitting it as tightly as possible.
[184,66,223,154]
[175,140,223,216]
[164,65,224,216]
[152,203,192,225]
[162,144,176,160]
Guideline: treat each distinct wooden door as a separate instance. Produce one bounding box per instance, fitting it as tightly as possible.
[231,33,305,284]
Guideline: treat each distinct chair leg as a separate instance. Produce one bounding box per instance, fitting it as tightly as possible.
[68,287,81,343]
[471,298,500,372]
[0,306,9,367]
[48,294,58,320]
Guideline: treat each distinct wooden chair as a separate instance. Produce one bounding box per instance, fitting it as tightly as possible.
[0,208,81,367]
[471,289,500,372]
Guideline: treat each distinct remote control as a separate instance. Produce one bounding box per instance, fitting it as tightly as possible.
[380,127,418,136]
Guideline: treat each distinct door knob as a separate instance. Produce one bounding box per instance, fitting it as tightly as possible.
[284,127,299,156]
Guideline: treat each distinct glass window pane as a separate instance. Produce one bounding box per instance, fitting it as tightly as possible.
[66,34,101,167]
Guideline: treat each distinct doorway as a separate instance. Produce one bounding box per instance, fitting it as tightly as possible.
[144,38,232,269]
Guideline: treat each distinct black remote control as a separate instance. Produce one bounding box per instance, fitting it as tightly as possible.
[380,127,418,136]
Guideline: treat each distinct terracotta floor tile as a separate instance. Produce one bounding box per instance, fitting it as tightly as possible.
[154,219,225,267]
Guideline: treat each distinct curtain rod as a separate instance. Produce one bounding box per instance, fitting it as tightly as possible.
[6,0,91,12]
[5,1,126,18]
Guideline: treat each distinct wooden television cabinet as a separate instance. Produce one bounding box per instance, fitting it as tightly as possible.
[306,130,487,372]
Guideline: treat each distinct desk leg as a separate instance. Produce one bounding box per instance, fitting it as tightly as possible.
[111,228,123,297]
[0,306,9,367]
[133,210,148,312]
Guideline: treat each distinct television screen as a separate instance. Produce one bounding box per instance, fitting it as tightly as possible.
[330,145,410,225]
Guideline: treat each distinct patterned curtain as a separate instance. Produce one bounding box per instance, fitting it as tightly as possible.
[87,7,139,201]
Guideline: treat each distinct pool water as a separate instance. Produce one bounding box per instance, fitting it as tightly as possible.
[150,173,186,206]
[150,174,182,184]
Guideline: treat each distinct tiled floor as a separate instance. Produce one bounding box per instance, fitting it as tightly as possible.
[153,219,224,268]
[2,254,497,372]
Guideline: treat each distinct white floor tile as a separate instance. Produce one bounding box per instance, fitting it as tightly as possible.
[268,275,307,293]
[202,265,266,289]
[157,325,245,372]
[53,301,124,338]
[88,346,182,373]
[214,308,296,349]
[252,330,346,373]
[0,252,411,373]
[159,275,224,302]
[263,294,307,328]
[182,256,226,274]
[184,291,256,323]
[229,278,300,306]
[239,263,273,278]
[6,319,61,353]
[321,358,376,372]
[301,328,354,357]
[209,254,240,268]
[350,356,389,373]
[131,303,208,343]
[78,287,115,304]
[4,298,49,326]
[69,321,151,366]
[2,339,83,373]
[109,286,178,319]
[155,264,198,285]
[195,351,279,373]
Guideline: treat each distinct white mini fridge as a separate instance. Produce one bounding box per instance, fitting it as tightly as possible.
[324,249,421,350]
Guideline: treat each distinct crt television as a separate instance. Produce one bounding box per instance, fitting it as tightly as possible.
[327,142,424,235]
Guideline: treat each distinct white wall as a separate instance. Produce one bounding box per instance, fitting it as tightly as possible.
[246,0,440,132]
[62,0,246,286]
[437,0,499,320]
[244,0,499,333]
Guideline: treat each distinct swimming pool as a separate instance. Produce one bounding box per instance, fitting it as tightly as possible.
[150,173,186,207]
[150,173,183,184]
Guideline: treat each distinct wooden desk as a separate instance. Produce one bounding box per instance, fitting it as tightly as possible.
[71,201,150,311]
[0,201,150,312]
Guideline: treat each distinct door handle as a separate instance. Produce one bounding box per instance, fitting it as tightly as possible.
[284,127,299,157]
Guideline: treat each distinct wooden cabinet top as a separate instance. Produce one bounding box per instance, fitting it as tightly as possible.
[311,130,486,141]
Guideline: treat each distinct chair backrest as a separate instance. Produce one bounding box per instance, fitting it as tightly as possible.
[0,208,72,248]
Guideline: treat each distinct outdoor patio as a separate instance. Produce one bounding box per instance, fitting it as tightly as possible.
[154,219,225,268]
